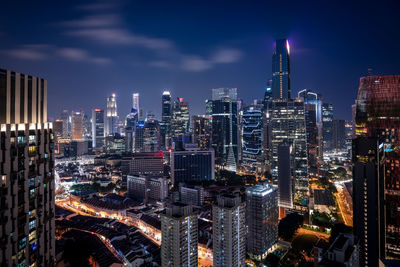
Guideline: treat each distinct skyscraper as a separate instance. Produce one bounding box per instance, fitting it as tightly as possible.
[272,39,290,100]
[322,103,334,152]
[192,115,211,149]
[246,183,278,260]
[210,89,239,171]
[241,106,263,175]
[353,75,400,266]
[213,194,246,267]
[262,80,273,173]
[71,111,83,140]
[212,87,238,101]
[0,68,55,266]
[132,92,139,114]
[298,89,322,169]
[143,115,161,152]
[171,97,190,142]
[60,109,69,138]
[105,93,118,137]
[161,203,198,267]
[92,108,104,148]
[271,99,308,209]
[333,119,346,151]
[160,91,172,149]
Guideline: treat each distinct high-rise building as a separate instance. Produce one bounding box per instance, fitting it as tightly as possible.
[161,203,198,267]
[333,119,346,151]
[353,75,400,266]
[322,103,334,152]
[160,91,172,149]
[171,97,189,142]
[241,106,263,175]
[92,109,104,148]
[121,152,164,177]
[212,87,238,101]
[170,145,215,185]
[192,115,211,149]
[134,121,145,152]
[127,175,168,202]
[272,39,290,100]
[53,119,63,141]
[71,111,83,140]
[60,109,69,138]
[179,184,204,206]
[0,68,55,266]
[210,95,239,171]
[143,116,161,152]
[105,93,118,137]
[298,89,322,169]
[213,194,246,267]
[246,183,278,260]
[132,92,139,114]
[271,99,307,209]
[262,80,273,173]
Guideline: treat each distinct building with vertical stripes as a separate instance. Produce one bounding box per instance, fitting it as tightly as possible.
[0,68,55,266]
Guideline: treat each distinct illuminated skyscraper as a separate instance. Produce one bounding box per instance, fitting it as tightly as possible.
[271,99,307,209]
[241,106,263,174]
[246,183,278,260]
[71,111,83,140]
[60,109,69,138]
[161,91,172,149]
[322,103,334,151]
[353,75,400,266]
[0,68,55,266]
[132,92,139,114]
[92,108,104,148]
[298,89,322,169]
[213,194,246,267]
[161,203,198,267]
[192,115,211,149]
[212,87,237,101]
[272,38,290,100]
[143,115,161,152]
[105,93,118,136]
[171,97,189,142]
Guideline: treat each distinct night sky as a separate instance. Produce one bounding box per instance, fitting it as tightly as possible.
[1,0,400,121]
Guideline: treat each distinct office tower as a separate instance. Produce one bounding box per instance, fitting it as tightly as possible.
[171,97,189,142]
[143,116,161,152]
[161,203,198,267]
[132,93,139,113]
[333,119,346,150]
[160,91,172,149]
[272,39,290,99]
[271,99,307,209]
[134,121,145,152]
[0,68,55,266]
[298,89,322,169]
[353,75,400,266]
[210,92,239,171]
[53,119,63,141]
[121,152,164,177]
[212,87,238,101]
[192,115,211,149]
[127,175,168,202]
[170,145,215,185]
[71,111,83,140]
[322,103,334,152]
[82,113,91,139]
[105,93,118,136]
[351,100,357,138]
[246,183,278,260]
[60,109,69,138]
[105,134,124,154]
[205,99,213,116]
[92,109,105,148]
[262,80,273,171]
[213,194,246,267]
[124,126,133,153]
[179,184,204,206]
[241,106,263,175]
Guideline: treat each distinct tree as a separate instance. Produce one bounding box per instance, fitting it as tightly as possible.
[264,253,280,267]
[334,167,347,178]
[329,223,353,244]
[278,213,304,240]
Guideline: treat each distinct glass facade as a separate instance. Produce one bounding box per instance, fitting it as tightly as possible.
[272,39,290,100]
[241,107,263,174]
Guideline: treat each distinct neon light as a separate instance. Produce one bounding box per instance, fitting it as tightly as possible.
[286,40,290,54]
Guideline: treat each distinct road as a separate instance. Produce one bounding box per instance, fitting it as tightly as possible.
[56,200,213,265]
[335,188,353,227]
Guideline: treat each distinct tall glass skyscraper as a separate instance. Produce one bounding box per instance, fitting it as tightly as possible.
[160,91,172,149]
[353,75,400,266]
[92,108,104,148]
[105,93,118,137]
[171,97,189,142]
[272,39,290,100]
[322,103,334,151]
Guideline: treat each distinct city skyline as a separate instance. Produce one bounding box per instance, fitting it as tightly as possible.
[1,1,400,120]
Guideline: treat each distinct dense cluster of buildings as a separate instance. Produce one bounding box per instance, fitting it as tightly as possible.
[1,33,400,267]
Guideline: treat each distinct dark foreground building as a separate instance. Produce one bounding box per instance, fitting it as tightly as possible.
[0,69,55,266]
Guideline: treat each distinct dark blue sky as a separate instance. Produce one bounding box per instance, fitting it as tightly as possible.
[1,0,399,120]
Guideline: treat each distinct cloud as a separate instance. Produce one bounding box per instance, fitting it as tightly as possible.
[148,60,173,68]
[76,2,121,11]
[60,14,121,28]
[212,48,243,63]
[4,44,50,60]
[181,56,212,72]
[57,47,111,65]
